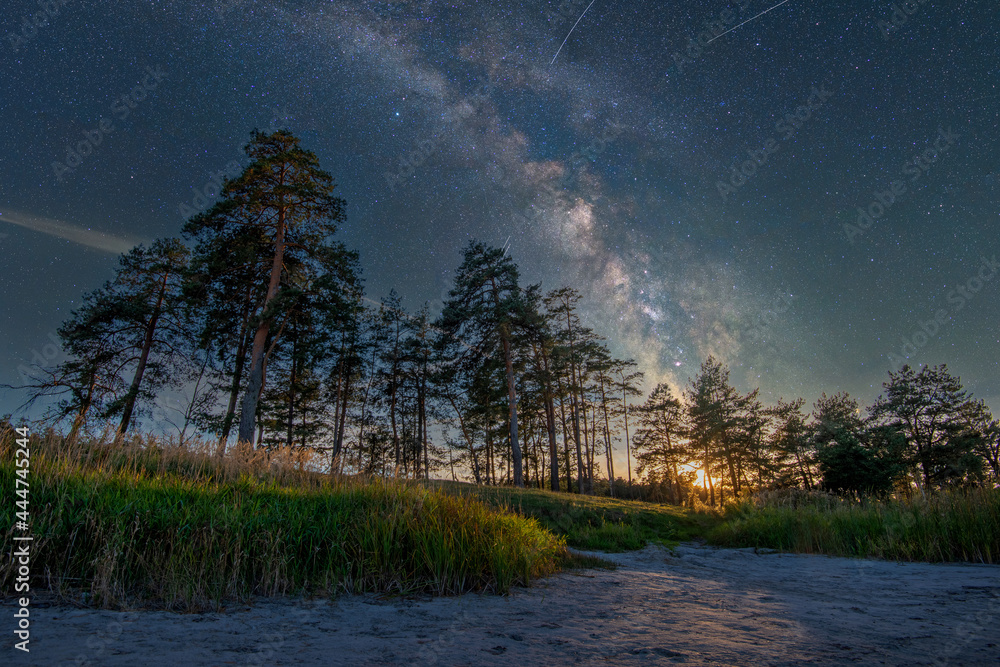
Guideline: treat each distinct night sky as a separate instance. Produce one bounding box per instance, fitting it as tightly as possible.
[2,0,999,420]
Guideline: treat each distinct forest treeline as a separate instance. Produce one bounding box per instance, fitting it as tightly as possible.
[13,131,1000,503]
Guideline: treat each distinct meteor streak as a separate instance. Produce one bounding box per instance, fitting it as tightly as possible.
[550,0,598,65]
[0,210,138,254]
[705,0,793,44]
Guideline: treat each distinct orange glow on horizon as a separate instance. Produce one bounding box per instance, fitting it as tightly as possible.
[682,464,720,489]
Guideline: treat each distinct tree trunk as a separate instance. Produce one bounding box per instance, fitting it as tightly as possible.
[238,207,286,447]
[390,323,401,474]
[563,308,588,494]
[471,441,482,484]
[572,404,585,495]
[328,345,347,471]
[68,369,98,442]
[794,450,812,489]
[598,375,614,496]
[603,419,615,496]
[706,443,716,506]
[671,461,682,505]
[534,427,543,488]
[117,272,168,438]
[332,366,351,470]
[218,290,254,455]
[724,445,740,496]
[556,382,574,492]
[286,337,297,448]
[539,345,560,492]
[355,343,379,460]
[622,383,632,484]
[486,400,495,485]
[546,395,559,491]
[582,399,594,494]
[501,331,524,486]
[420,367,429,479]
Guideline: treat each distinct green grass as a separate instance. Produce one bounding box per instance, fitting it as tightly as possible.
[707,488,1000,563]
[10,425,991,614]
[428,480,999,565]
[0,429,565,610]
[426,480,719,552]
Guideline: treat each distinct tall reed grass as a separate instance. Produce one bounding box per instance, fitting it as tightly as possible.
[709,488,1000,563]
[0,426,564,610]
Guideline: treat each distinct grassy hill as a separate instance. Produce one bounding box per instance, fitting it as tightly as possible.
[0,429,565,610]
[425,479,719,551]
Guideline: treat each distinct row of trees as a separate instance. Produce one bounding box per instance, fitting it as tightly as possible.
[632,361,999,503]
[15,130,643,493]
[12,130,1000,500]
[20,131,362,469]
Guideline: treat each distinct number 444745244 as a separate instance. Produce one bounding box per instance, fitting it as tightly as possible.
[14,426,29,524]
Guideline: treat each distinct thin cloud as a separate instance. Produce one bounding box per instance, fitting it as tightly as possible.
[0,210,138,254]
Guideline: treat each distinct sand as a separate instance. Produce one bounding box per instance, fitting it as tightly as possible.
[3,543,998,666]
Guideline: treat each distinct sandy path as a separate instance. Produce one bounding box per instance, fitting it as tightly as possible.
[3,544,998,666]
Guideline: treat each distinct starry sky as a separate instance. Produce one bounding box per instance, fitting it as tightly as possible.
[2,0,999,420]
